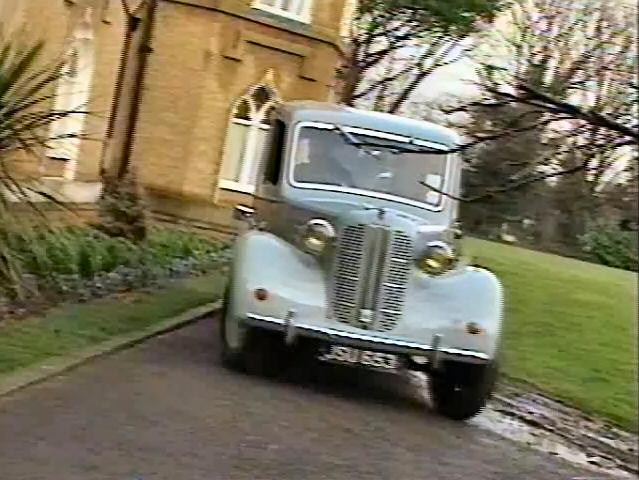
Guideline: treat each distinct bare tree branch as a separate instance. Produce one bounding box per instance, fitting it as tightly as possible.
[421,162,588,202]
[340,1,504,109]
[515,83,639,141]
[387,39,462,113]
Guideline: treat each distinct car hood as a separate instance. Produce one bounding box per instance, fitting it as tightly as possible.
[287,195,453,248]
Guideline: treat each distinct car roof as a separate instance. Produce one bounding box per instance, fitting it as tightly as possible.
[278,101,460,147]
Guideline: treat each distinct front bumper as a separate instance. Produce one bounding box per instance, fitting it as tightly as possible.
[244,313,490,365]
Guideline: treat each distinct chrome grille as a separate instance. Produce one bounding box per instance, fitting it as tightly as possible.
[331,225,413,332]
[332,225,366,325]
[376,232,412,331]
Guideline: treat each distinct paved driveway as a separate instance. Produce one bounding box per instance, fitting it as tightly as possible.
[0,316,607,480]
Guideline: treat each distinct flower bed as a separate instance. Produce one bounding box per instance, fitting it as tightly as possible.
[0,227,231,322]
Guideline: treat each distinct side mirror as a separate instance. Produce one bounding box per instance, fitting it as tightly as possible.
[234,205,255,221]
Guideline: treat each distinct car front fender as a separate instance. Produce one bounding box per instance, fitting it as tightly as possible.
[228,230,328,323]
[404,265,504,359]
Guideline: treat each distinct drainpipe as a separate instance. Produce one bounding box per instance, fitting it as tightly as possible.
[118,0,158,180]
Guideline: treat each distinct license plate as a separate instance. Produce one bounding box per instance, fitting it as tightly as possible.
[317,345,399,370]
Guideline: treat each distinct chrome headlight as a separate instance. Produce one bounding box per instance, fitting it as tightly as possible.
[416,241,457,276]
[301,219,335,255]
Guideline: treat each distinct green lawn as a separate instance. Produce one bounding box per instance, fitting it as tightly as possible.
[0,272,226,376]
[466,238,638,431]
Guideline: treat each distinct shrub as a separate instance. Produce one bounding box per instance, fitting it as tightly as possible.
[579,221,639,271]
[0,226,228,299]
[145,228,222,265]
[97,173,147,243]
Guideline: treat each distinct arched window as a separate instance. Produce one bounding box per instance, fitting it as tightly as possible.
[219,84,278,193]
[47,8,94,180]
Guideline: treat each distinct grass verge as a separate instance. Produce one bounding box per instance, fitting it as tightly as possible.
[0,271,226,376]
[466,238,638,431]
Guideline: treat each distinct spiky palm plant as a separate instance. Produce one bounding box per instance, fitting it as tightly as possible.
[0,35,87,299]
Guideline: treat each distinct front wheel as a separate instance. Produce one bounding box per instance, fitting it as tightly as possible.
[219,286,246,370]
[429,361,498,421]
[220,321,246,370]
[219,286,286,376]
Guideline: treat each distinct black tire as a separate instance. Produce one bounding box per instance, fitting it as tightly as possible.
[242,330,287,377]
[218,284,286,376]
[219,285,246,371]
[220,318,247,371]
[429,361,498,421]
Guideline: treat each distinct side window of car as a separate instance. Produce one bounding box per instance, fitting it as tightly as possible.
[263,119,286,186]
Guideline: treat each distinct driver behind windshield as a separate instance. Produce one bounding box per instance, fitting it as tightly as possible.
[294,129,354,187]
[293,125,448,207]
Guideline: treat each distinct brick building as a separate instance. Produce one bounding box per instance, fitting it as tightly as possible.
[0,0,356,233]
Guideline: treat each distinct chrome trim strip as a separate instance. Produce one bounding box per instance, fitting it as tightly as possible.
[244,313,490,361]
[389,258,409,264]
[361,225,388,319]
[332,224,367,325]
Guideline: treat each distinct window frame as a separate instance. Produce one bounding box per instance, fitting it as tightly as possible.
[218,118,254,194]
[47,40,94,180]
[251,0,313,24]
[288,121,454,212]
[218,85,279,195]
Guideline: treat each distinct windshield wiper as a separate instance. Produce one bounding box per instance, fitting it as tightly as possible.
[335,125,360,145]
[334,125,384,160]
[394,142,450,155]
[334,125,450,156]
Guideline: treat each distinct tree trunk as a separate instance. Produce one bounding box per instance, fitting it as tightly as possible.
[98,0,158,242]
[339,63,362,106]
[338,39,363,106]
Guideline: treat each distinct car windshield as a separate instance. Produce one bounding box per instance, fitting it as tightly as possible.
[292,124,450,207]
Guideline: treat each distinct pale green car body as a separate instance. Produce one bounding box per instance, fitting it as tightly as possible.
[224,101,504,373]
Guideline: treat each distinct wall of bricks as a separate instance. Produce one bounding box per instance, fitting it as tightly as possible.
[133,0,346,224]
